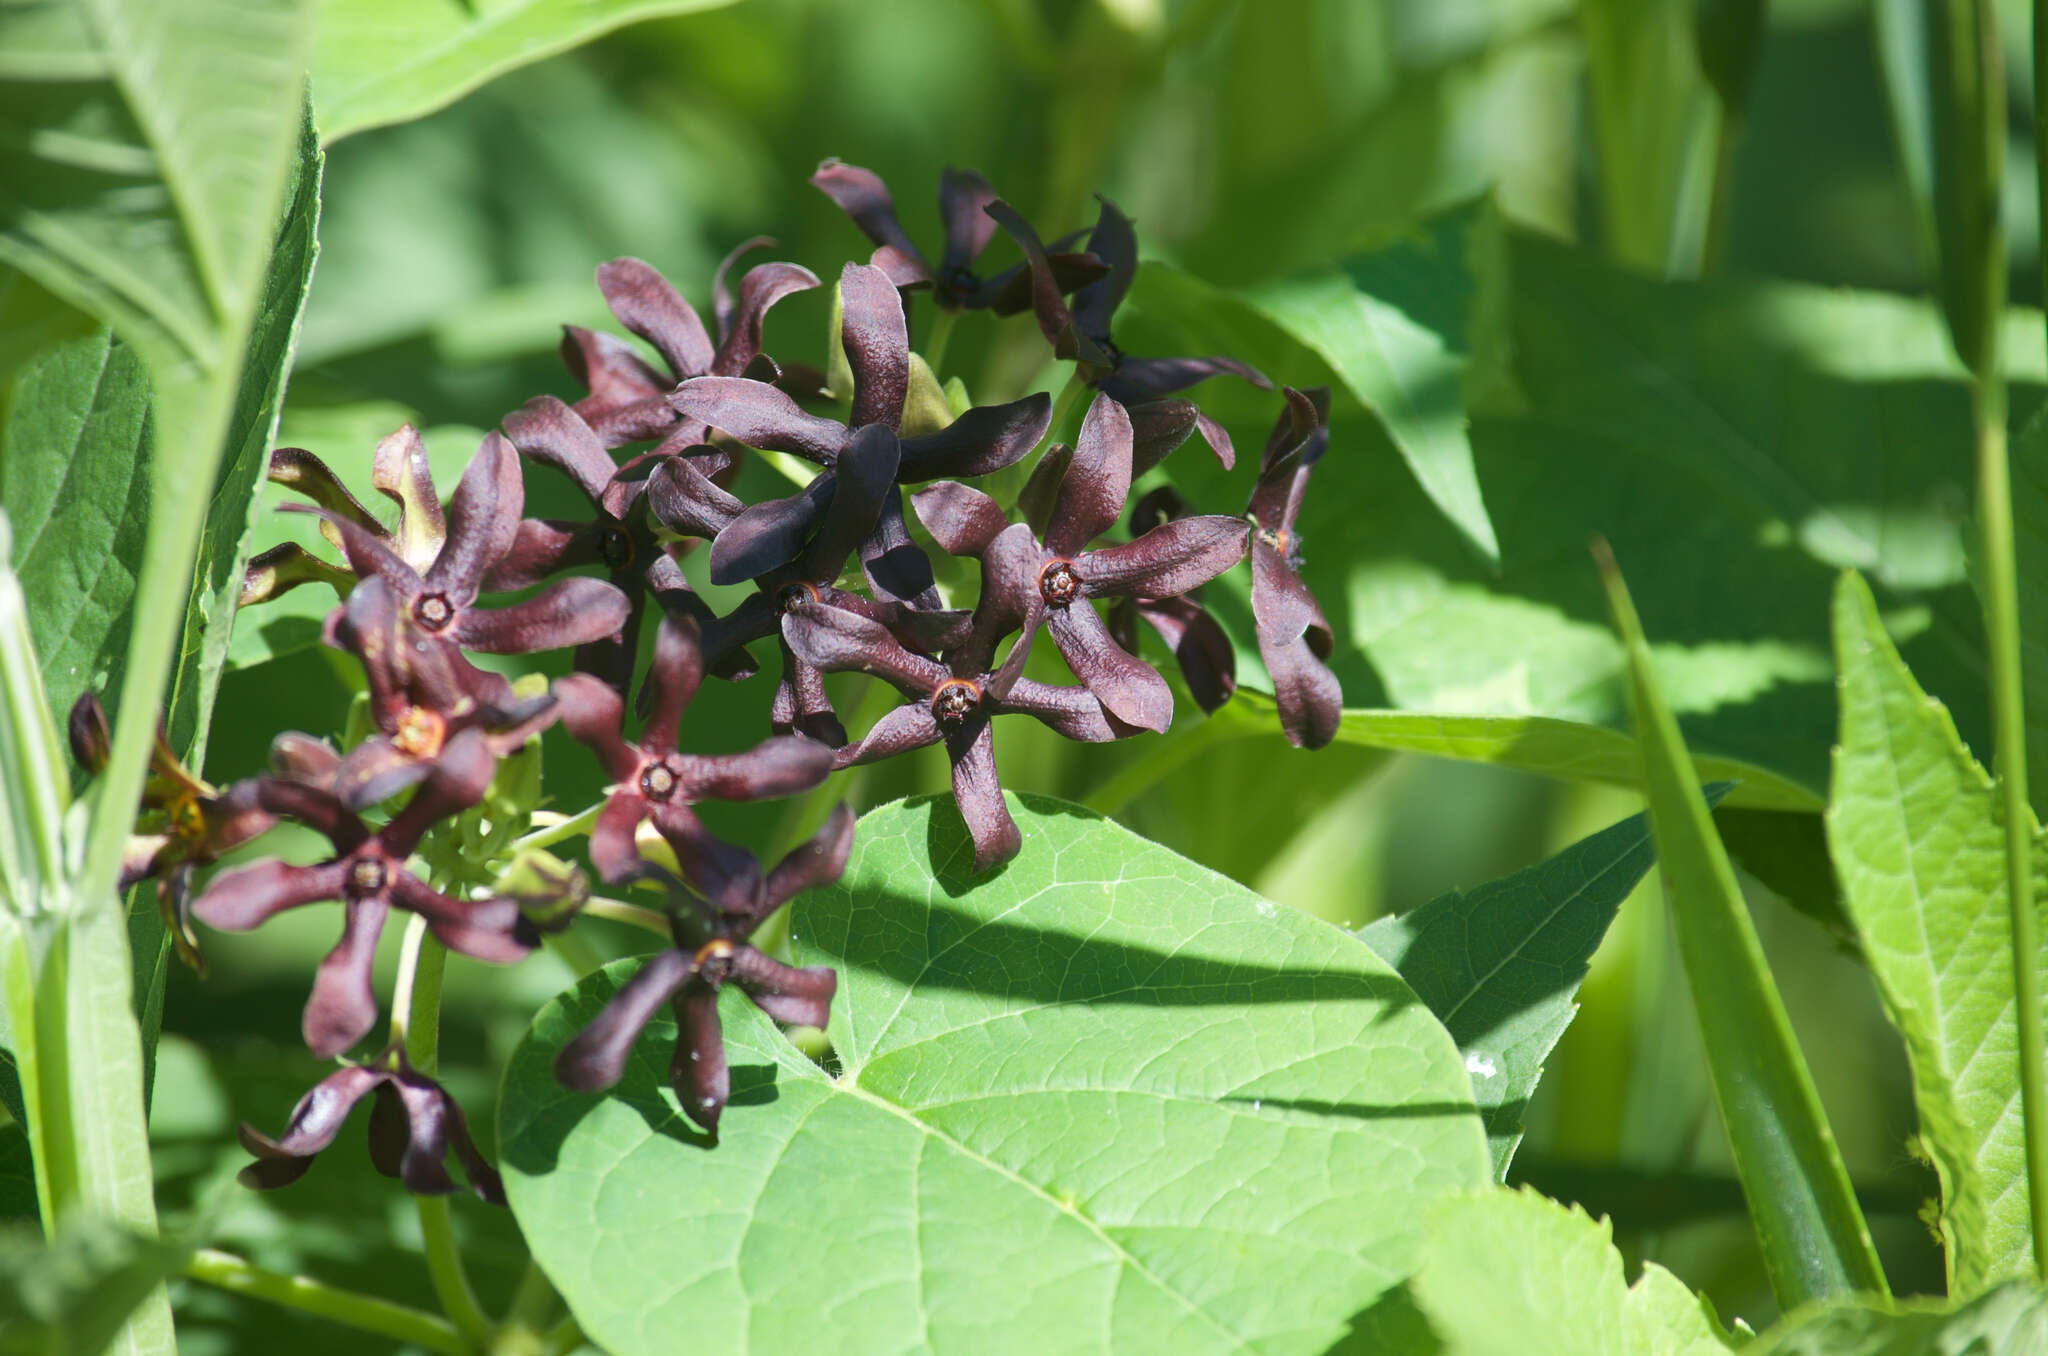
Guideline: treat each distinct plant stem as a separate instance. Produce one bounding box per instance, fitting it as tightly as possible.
[511,802,604,854]
[541,1315,587,1356]
[184,1249,469,1356]
[506,1259,562,1331]
[924,306,959,377]
[1974,366,2048,1278]
[417,1197,495,1349]
[581,896,673,939]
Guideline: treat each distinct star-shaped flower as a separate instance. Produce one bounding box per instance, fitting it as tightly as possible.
[1249,387,1342,749]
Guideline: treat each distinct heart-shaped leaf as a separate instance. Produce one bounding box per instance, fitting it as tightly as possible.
[502,793,1490,1356]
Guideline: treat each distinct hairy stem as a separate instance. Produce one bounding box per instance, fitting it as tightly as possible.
[184,1249,469,1356]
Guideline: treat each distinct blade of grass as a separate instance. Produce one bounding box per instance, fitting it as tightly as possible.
[1593,538,1887,1307]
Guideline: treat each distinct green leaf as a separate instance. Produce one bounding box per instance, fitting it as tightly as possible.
[1598,547,1887,1307]
[1402,1188,1731,1356]
[311,0,744,144]
[2004,409,2048,822]
[502,794,1491,1356]
[1359,793,1721,1180]
[1135,204,1499,563]
[1826,569,2045,1295]
[0,1216,186,1356]
[1579,0,1716,274]
[1871,0,1941,281]
[1748,1281,2048,1355]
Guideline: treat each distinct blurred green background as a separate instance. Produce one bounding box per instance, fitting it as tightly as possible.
[156,0,2040,1345]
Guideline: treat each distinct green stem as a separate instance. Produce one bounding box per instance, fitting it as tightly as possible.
[582,897,673,939]
[506,1259,562,1331]
[511,802,604,854]
[417,1197,494,1349]
[923,306,959,378]
[541,1315,587,1356]
[184,1249,469,1356]
[1974,368,2048,1278]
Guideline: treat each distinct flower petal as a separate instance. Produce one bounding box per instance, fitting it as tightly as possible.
[425,433,524,602]
[708,476,834,586]
[270,731,340,785]
[380,1078,458,1196]
[1045,392,1133,557]
[482,518,597,593]
[762,802,856,910]
[682,735,834,802]
[781,597,948,695]
[1071,196,1138,341]
[945,720,1020,873]
[937,166,999,276]
[668,376,850,463]
[370,425,449,570]
[1125,398,1198,477]
[800,425,899,582]
[992,677,1128,742]
[502,396,617,504]
[560,324,668,411]
[556,948,696,1092]
[1079,515,1247,600]
[191,859,348,933]
[646,455,746,540]
[957,522,1045,680]
[673,984,729,1136]
[553,672,640,785]
[841,262,909,430]
[1046,602,1173,733]
[1135,595,1238,713]
[453,576,629,655]
[596,257,714,379]
[1102,355,1270,403]
[861,493,942,610]
[712,259,820,377]
[282,503,416,596]
[836,700,942,769]
[650,802,765,919]
[391,874,534,965]
[589,793,651,885]
[813,159,927,274]
[305,897,389,1057]
[330,736,432,812]
[268,447,385,538]
[897,391,1051,480]
[910,480,1010,560]
[732,947,837,1028]
[1250,538,1342,750]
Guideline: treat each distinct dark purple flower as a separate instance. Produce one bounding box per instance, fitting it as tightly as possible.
[489,395,735,692]
[554,805,853,1139]
[1107,487,1239,714]
[294,429,630,659]
[68,694,277,973]
[811,159,1106,312]
[1250,387,1342,749]
[320,576,559,810]
[238,1048,503,1203]
[240,429,450,606]
[989,195,1269,411]
[783,527,1131,872]
[912,393,1245,733]
[553,616,835,910]
[190,729,535,1058]
[690,424,972,745]
[561,244,819,452]
[668,261,1050,602]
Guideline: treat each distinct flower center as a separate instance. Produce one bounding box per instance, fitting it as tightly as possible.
[1038,559,1081,607]
[1255,524,1303,567]
[930,679,981,729]
[393,706,446,758]
[776,581,820,614]
[347,857,388,897]
[693,937,737,984]
[597,525,634,570]
[639,762,679,801]
[413,593,454,631]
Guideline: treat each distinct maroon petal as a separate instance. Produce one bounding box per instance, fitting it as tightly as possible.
[390,874,533,965]
[859,490,940,609]
[561,324,668,409]
[781,597,948,695]
[192,859,348,933]
[668,376,850,463]
[249,776,365,849]
[240,542,354,607]
[937,167,999,277]
[67,693,110,771]
[596,257,714,379]
[1136,595,1238,713]
[1071,197,1138,342]
[945,720,1020,873]
[712,260,820,377]
[1254,386,1333,533]
[957,523,1045,678]
[642,614,706,752]
[482,518,597,593]
[868,245,930,288]
[911,481,1010,559]
[1251,539,1341,749]
[454,576,629,654]
[1047,602,1172,733]
[1126,399,1198,477]
[840,262,909,430]
[772,643,848,747]
[305,897,389,1057]
[1194,411,1237,470]
[647,456,746,540]
[556,948,696,1092]
[270,731,340,785]
[650,801,765,918]
[712,236,771,336]
[425,433,524,602]
[330,737,432,812]
[984,200,1101,363]
[835,701,943,768]
[834,592,975,652]
[732,948,837,1028]
[763,803,856,910]
[813,159,928,273]
[382,1078,460,1196]
[708,476,834,586]
[898,392,1051,481]
[589,793,651,885]
[370,426,449,569]
[975,241,1109,314]
[993,678,1128,742]
[244,1065,384,1160]
[1045,393,1133,556]
[268,447,386,541]
[282,504,416,596]
[1079,516,1247,600]
[800,424,899,581]
[1108,356,1271,405]
[673,984,729,1135]
[379,727,499,854]
[682,736,833,802]
[1015,444,1071,540]
[554,673,641,785]
[503,396,617,504]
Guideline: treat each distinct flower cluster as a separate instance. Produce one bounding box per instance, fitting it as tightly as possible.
[81,160,1343,1191]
